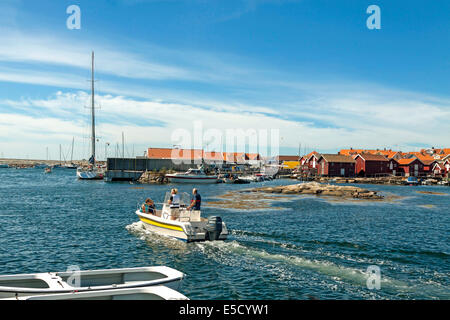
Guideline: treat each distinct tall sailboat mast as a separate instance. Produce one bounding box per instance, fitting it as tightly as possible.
[91,51,96,165]
[71,137,74,163]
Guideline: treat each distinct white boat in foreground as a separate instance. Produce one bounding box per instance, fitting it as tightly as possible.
[165,168,218,184]
[5,286,188,300]
[136,192,228,242]
[0,266,184,299]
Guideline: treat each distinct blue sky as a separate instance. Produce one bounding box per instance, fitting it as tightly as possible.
[0,0,449,160]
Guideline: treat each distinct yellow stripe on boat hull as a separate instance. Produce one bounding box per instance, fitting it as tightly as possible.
[139,217,184,232]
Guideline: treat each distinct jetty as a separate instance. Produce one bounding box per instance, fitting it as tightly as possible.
[0,158,102,169]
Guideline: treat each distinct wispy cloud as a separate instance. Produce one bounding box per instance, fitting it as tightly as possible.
[0,6,449,159]
[1,87,449,159]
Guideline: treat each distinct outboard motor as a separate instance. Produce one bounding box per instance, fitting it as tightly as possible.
[204,216,223,241]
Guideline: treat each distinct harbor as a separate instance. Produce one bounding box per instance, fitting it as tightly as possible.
[0,167,449,300]
[0,0,449,305]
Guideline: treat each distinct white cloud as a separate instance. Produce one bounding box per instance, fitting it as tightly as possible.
[1,89,449,159]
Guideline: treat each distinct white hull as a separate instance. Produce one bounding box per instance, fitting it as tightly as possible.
[165,175,218,184]
[6,286,188,300]
[0,266,184,299]
[77,170,103,180]
[137,210,228,242]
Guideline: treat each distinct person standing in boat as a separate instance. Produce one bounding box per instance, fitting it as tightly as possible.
[168,189,180,208]
[187,188,201,211]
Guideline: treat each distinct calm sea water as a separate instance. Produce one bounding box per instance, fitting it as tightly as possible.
[0,168,448,300]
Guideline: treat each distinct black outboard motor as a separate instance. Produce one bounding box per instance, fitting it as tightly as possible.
[204,216,223,241]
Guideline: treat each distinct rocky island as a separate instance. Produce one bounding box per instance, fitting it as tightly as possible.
[247,182,384,200]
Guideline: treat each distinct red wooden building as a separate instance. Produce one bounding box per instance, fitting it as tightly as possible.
[317,154,356,177]
[388,158,400,176]
[397,158,425,177]
[421,160,437,176]
[432,163,446,177]
[353,153,389,176]
[304,152,320,170]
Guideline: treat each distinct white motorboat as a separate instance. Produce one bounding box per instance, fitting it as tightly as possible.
[0,266,184,299]
[136,192,228,242]
[4,286,188,300]
[165,168,218,184]
[239,175,258,183]
[77,167,103,180]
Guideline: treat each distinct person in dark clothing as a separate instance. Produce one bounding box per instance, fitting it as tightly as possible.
[187,188,201,211]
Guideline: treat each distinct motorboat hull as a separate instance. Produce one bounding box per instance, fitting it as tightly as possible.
[0,266,184,299]
[137,210,228,243]
[165,175,218,184]
[77,170,103,180]
[5,286,189,300]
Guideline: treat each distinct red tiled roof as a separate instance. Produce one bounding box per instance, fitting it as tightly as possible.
[339,149,365,156]
[397,158,420,165]
[305,151,320,161]
[421,160,436,165]
[147,148,204,160]
[203,151,224,161]
[339,149,395,156]
[148,148,260,163]
[355,153,388,161]
[320,154,356,163]
[407,152,435,162]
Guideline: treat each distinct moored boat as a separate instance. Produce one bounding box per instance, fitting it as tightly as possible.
[76,52,103,181]
[165,168,218,184]
[0,266,184,299]
[77,167,104,180]
[4,286,188,300]
[404,176,419,186]
[136,192,228,242]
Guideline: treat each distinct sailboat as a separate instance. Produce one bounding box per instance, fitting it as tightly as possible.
[63,138,77,169]
[52,145,63,169]
[77,52,104,180]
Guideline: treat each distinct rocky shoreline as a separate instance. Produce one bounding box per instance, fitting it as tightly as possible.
[293,176,449,186]
[138,171,169,184]
[246,182,384,200]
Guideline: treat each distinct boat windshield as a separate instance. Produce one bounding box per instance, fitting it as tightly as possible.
[186,168,203,175]
[163,191,191,207]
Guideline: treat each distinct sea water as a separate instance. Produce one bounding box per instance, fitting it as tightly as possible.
[0,168,448,299]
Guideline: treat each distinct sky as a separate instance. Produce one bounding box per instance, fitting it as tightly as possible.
[0,0,448,160]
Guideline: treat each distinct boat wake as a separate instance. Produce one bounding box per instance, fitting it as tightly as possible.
[195,240,450,299]
[126,221,186,247]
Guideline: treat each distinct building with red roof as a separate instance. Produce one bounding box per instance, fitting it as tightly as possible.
[317,154,356,177]
[397,158,425,177]
[353,153,390,176]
